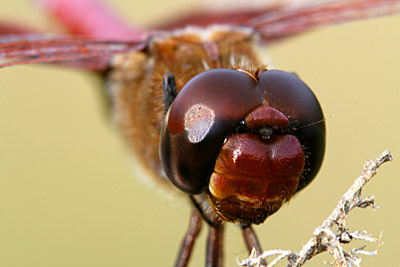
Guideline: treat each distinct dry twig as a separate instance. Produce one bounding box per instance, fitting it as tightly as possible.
[238,150,393,267]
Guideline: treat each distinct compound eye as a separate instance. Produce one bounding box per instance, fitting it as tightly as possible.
[160,69,261,194]
[259,70,326,191]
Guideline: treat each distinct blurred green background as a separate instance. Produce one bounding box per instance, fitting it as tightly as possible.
[0,0,399,266]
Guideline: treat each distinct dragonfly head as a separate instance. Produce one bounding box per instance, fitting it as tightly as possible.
[160,68,325,224]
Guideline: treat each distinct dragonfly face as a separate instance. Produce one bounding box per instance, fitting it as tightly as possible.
[1,0,399,266]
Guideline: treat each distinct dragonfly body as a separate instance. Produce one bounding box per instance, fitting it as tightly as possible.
[106,25,325,265]
[1,0,400,266]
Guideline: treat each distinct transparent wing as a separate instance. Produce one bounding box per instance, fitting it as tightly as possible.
[153,3,284,30]
[154,0,400,43]
[0,34,148,70]
[247,0,400,43]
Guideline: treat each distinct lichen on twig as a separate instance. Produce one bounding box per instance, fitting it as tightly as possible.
[238,150,393,267]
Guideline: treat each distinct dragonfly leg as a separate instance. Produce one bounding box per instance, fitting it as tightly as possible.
[241,223,266,265]
[175,208,203,267]
[206,221,224,267]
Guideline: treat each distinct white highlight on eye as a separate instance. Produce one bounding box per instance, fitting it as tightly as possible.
[184,104,215,143]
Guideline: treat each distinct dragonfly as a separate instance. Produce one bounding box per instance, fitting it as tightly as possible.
[1,0,399,266]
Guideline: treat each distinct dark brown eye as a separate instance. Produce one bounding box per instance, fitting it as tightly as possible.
[160,69,261,194]
[258,70,325,191]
